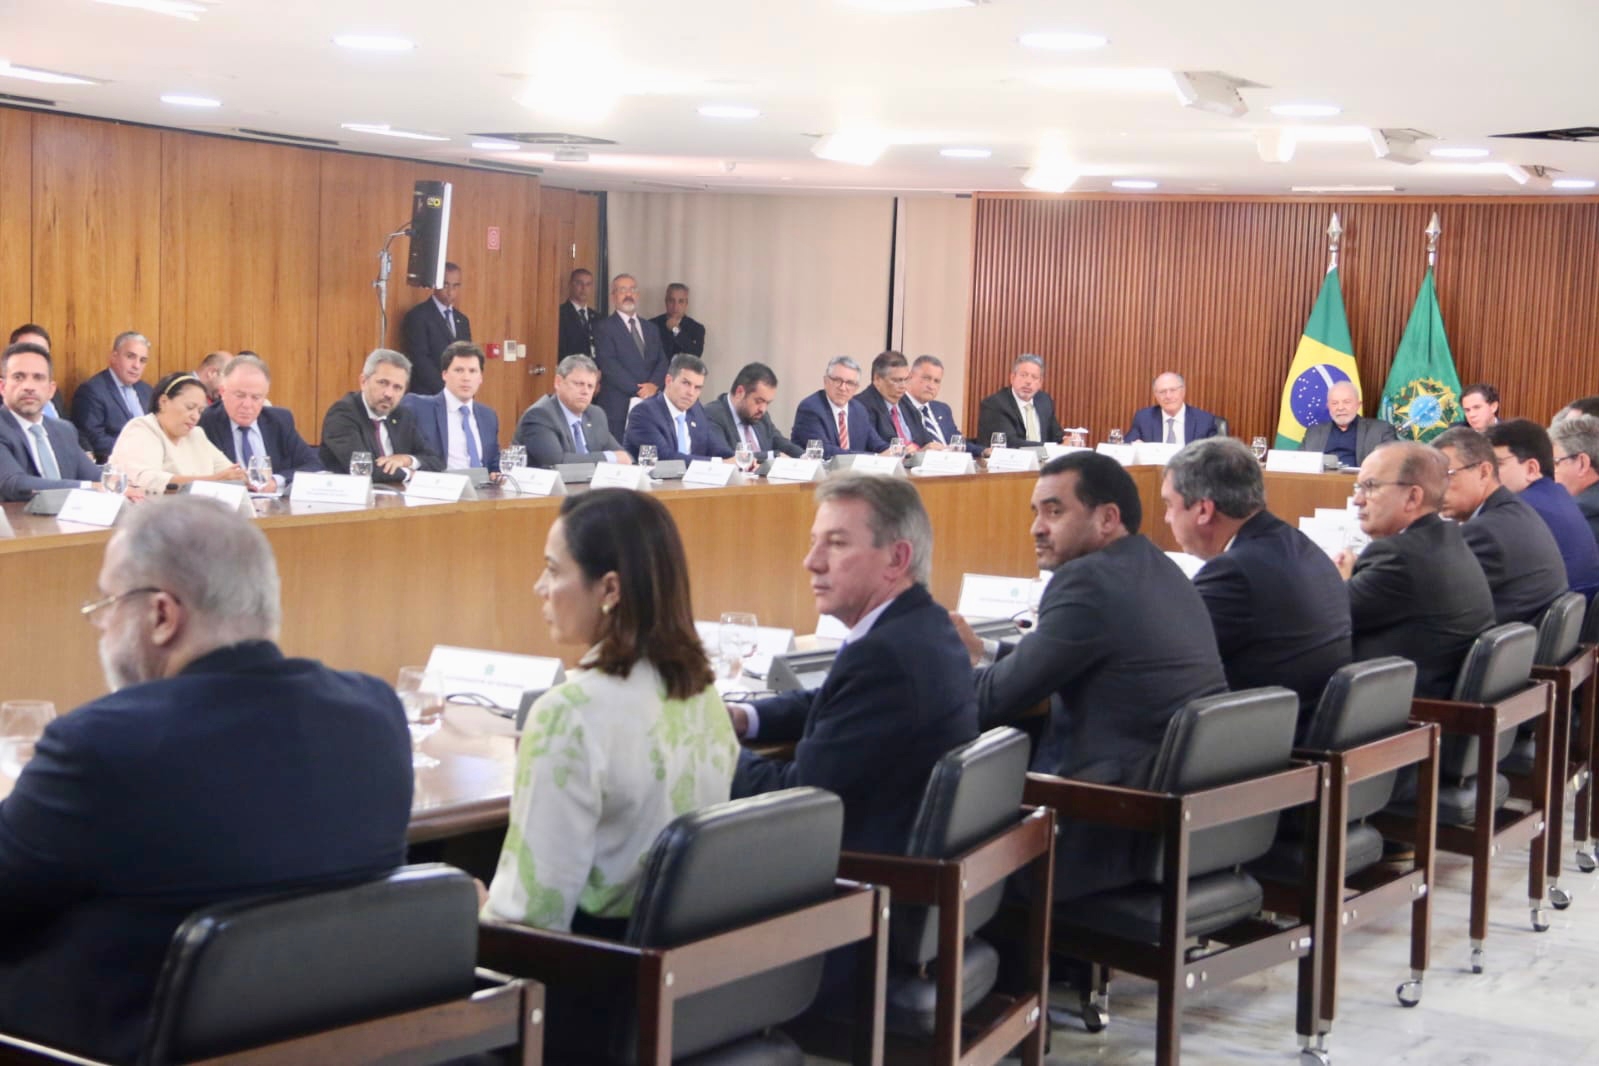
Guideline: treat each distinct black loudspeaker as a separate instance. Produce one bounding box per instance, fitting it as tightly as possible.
[405,180,452,288]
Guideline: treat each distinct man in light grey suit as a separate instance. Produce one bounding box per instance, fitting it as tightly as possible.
[514,354,633,468]
[1298,380,1397,467]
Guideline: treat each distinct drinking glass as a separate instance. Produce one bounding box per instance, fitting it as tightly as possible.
[349,451,374,478]
[948,434,965,451]
[395,666,444,770]
[502,445,528,471]
[1107,429,1124,446]
[101,463,128,495]
[718,612,759,680]
[0,700,56,779]
[246,455,274,492]
[887,437,906,458]
[1068,429,1087,448]
[637,444,658,474]
[1251,436,1269,464]
[733,442,756,473]
[805,440,824,461]
[989,432,1006,451]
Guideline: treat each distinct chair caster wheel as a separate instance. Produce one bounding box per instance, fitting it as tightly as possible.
[1300,1048,1331,1066]
[1396,978,1422,1007]
[1532,907,1551,932]
[1577,848,1597,874]
[1550,885,1573,910]
[1082,1002,1108,1034]
[1047,1005,1106,1034]
[1470,947,1485,974]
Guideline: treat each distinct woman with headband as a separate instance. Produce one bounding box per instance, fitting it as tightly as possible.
[108,372,244,494]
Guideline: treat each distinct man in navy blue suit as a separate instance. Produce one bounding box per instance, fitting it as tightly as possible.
[623,353,732,464]
[592,273,667,434]
[72,330,155,462]
[1124,371,1221,445]
[0,496,412,1063]
[790,355,890,459]
[197,354,322,491]
[0,343,102,500]
[904,354,984,455]
[401,340,502,474]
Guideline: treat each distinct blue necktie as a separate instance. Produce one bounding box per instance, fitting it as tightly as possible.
[237,426,254,466]
[460,404,481,467]
[29,423,60,479]
[676,413,690,455]
[571,419,588,455]
[121,385,142,418]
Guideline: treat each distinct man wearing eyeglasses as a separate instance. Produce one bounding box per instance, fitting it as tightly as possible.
[0,497,413,1062]
[1334,441,1495,698]
[790,355,891,459]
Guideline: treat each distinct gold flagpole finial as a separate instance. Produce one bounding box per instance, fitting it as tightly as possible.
[1327,213,1343,271]
[1425,212,1441,268]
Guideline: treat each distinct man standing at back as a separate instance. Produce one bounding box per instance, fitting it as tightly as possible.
[401,261,470,396]
[592,273,667,434]
[650,282,707,361]
[0,497,412,1062]
[73,331,155,462]
[557,268,598,358]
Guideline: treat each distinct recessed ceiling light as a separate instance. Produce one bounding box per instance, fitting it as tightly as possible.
[1112,179,1158,190]
[1269,103,1341,118]
[340,123,449,142]
[847,0,978,11]
[1430,147,1490,158]
[0,61,99,86]
[161,93,220,108]
[1291,184,1398,193]
[471,139,520,151]
[93,0,209,19]
[1021,167,1077,193]
[1019,31,1109,51]
[812,131,888,166]
[1553,178,1596,189]
[940,147,991,159]
[333,34,415,52]
[697,104,760,119]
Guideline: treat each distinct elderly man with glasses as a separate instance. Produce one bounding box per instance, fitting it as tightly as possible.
[790,355,891,458]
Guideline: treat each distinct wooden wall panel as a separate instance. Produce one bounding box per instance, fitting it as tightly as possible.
[30,113,162,398]
[0,109,31,335]
[967,195,1599,443]
[534,187,577,379]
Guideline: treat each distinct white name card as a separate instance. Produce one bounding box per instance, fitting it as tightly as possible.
[187,480,251,514]
[1095,442,1137,466]
[1266,449,1326,474]
[767,457,824,483]
[695,621,797,658]
[682,460,743,488]
[1041,443,1091,461]
[957,573,1040,621]
[915,450,976,476]
[290,472,372,508]
[56,488,123,528]
[590,463,652,491]
[506,467,565,496]
[986,447,1040,473]
[843,454,905,478]
[0,506,13,538]
[406,470,475,502]
[1165,551,1206,580]
[1132,442,1181,466]
[424,644,565,718]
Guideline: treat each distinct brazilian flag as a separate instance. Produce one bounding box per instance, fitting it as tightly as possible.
[1275,268,1359,448]
[1379,269,1462,443]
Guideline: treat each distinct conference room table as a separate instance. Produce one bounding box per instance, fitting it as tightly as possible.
[0,464,1356,838]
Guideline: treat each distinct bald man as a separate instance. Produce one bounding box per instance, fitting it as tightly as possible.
[1298,381,1398,467]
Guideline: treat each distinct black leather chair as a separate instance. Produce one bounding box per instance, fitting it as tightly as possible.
[1376,622,1555,973]
[1252,658,1437,1044]
[0,864,542,1066]
[477,788,887,1066]
[1023,688,1327,1066]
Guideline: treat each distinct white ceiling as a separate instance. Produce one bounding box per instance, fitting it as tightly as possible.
[6,0,1599,196]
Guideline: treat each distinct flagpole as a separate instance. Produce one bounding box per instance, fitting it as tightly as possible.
[1425,211,1441,268]
[1327,212,1343,273]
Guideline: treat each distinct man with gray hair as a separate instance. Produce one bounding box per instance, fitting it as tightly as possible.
[977,353,1065,447]
[319,349,443,483]
[730,474,977,854]
[790,355,891,458]
[199,353,323,489]
[1161,438,1352,735]
[1298,380,1397,466]
[1125,371,1221,445]
[0,496,412,1061]
[516,354,632,468]
[72,330,155,462]
[1552,413,1599,546]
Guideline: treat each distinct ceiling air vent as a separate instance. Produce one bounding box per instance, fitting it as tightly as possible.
[235,128,341,147]
[0,92,57,107]
[474,132,617,146]
[469,157,544,175]
[1492,127,1599,142]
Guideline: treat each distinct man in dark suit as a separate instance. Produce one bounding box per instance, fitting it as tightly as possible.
[72,330,155,462]
[0,343,101,500]
[0,496,412,1063]
[400,260,469,396]
[623,354,733,464]
[706,362,803,460]
[400,341,501,474]
[1434,427,1567,623]
[904,354,983,455]
[1550,414,1599,552]
[1335,442,1496,699]
[515,355,633,468]
[1299,381,1398,466]
[975,353,1064,447]
[952,451,1227,899]
[1163,438,1353,737]
[592,272,667,434]
[649,282,706,361]
[197,354,322,491]
[319,349,444,484]
[857,350,921,451]
[731,475,978,853]
[557,268,599,358]
[1125,371,1221,445]
[791,355,890,458]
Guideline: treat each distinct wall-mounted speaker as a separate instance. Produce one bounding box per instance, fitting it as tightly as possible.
[406,180,452,288]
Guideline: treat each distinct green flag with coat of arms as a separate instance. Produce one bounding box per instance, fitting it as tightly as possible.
[1380,268,1462,442]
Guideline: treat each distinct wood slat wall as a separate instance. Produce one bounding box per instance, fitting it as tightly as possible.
[3,107,602,440]
[966,194,1599,443]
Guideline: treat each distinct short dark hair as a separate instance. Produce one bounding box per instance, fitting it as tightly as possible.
[871,350,908,380]
[1565,396,1599,420]
[569,268,593,282]
[8,323,50,349]
[665,282,689,297]
[149,371,207,414]
[1485,418,1555,479]
[1432,425,1497,474]
[1463,382,1499,407]
[443,261,461,275]
[668,353,707,379]
[441,340,485,372]
[197,350,229,372]
[1,341,51,376]
[1039,451,1142,535]
[557,489,713,700]
[731,362,778,394]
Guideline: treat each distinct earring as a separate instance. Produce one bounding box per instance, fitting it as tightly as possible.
[601,602,613,615]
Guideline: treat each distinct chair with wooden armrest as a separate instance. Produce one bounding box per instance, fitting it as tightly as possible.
[0,863,542,1066]
[1251,658,1438,1037]
[815,727,1055,1066]
[1374,622,1555,974]
[1022,687,1329,1066]
[476,787,888,1066]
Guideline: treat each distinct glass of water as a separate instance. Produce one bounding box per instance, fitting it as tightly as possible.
[500,445,527,472]
[1251,436,1269,464]
[0,700,56,779]
[101,463,128,495]
[718,612,759,680]
[349,451,374,478]
[733,442,755,473]
[1068,429,1087,448]
[395,666,444,770]
[948,434,965,451]
[887,437,906,458]
[990,432,1006,451]
[805,440,824,461]
[1107,428,1124,446]
[246,455,274,492]
[637,445,658,474]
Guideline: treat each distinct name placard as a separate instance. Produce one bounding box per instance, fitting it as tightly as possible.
[290,472,372,508]
[506,467,565,496]
[590,463,652,491]
[1132,442,1181,466]
[424,644,566,728]
[1266,449,1326,474]
[767,457,824,483]
[406,470,475,502]
[986,447,1040,473]
[682,460,743,488]
[1041,443,1091,461]
[0,507,12,538]
[914,450,976,476]
[187,480,251,514]
[957,573,1040,621]
[56,488,123,528]
[1095,442,1136,466]
[842,454,905,478]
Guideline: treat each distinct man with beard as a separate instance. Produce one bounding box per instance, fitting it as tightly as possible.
[319,349,443,483]
[592,273,667,434]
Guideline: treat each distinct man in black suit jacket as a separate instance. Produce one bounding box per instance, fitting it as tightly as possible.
[1163,438,1353,737]
[857,350,922,451]
[1336,442,1496,699]
[731,476,978,854]
[953,452,1227,899]
[1433,427,1566,624]
[592,273,668,434]
[1298,381,1398,467]
[649,282,706,361]
[198,354,322,490]
[557,268,599,358]
[704,362,803,460]
[319,350,444,484]
[0,343,102,500]
[976,353,1064,447]
[400,261,469,395]
[0,497,412,1062]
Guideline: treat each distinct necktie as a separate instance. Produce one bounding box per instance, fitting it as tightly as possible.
[919,404,945,444]
[121,385,142,418]
[676,413,691,454]
[28,423,60,479]
[237,426,254,467]
[1164,417,1176,444]
[742,421,759,450]
[460,404,481,467]
[628,316,645,355]
[571,419,588,455]
[1022,402,1039,443]
[837,409,850,451]
[445,308,456,338]
[372,419,390,456]
[890,405,909,442]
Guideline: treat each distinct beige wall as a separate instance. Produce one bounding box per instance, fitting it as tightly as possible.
[892,196,974,420]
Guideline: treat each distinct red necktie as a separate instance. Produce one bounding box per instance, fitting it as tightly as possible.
[371,419,390,457]
[837,410,850,451]
[890,405,909,441]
